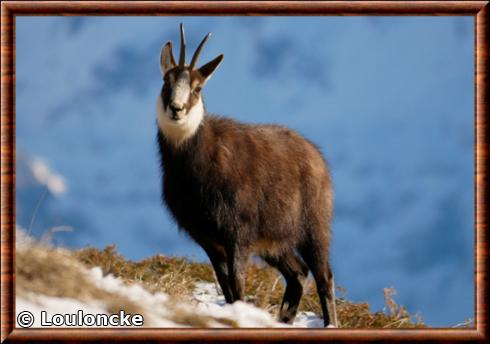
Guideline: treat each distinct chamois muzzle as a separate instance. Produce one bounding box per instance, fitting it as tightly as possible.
[169,102,184,119]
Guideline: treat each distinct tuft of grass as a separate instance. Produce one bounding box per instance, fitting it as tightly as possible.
[74,245,426,328]
[335,287,425,328]
[75,245,214,300]
[243,262,425,328]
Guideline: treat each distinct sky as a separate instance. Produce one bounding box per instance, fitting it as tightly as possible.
[15,16,474,327]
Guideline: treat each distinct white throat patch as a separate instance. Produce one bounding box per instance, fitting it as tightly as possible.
[156,95,204,147]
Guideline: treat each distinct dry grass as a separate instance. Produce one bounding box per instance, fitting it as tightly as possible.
[75,245,214,301]
[16,243,143,316]
[243,262,425,328]
[75,245,426,328]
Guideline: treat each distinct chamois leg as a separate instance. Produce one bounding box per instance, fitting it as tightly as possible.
[203,245,233,304]
[326,266,339,327]
[264,254,308,324]
[301,248,338,327]
[226,244,248,302]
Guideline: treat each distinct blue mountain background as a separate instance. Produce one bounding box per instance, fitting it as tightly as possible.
[15,16,474,327]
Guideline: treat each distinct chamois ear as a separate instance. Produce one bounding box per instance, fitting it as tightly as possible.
[198,54,224,84]
[160,41,177,76]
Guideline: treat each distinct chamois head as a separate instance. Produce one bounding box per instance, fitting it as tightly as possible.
[157,24,223,146]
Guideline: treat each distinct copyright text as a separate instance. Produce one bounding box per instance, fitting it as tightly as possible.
[17,310,144,328]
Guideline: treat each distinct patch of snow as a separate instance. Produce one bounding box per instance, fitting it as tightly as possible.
[86,267,176,327]
[193,282,226,306]
[294,312,325,328]
[193,282,326,328]
[197,300,286,328]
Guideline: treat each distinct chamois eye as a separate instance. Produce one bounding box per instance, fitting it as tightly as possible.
[194,86,202,94]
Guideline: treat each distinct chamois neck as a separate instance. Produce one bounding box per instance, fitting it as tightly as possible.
[156,95,205,147]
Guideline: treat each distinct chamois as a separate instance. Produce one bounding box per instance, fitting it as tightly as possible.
[156,24,338,327]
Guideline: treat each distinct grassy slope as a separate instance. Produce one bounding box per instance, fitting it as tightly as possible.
[17,243,244,327]
[74,245,426,328]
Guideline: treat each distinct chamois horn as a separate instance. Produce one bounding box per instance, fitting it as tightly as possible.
[179,23,186,67]
[190,32,211,70]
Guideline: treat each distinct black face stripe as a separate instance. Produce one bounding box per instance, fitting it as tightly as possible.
[161,84,171,109]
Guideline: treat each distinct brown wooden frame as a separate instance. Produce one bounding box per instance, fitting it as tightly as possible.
[1,1,488,342]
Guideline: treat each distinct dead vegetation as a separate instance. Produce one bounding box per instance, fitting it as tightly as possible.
[241,262,426,328]
[75,245,426,328]
[74,245,214,301]
[16,243,143,317]
[17,242,238,327]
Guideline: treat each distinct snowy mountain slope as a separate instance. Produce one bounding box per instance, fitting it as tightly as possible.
[15,233,302,328]
[15,17,474,326]
[18,269,289,328]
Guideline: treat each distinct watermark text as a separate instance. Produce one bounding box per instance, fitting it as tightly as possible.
[17,310,144,328]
